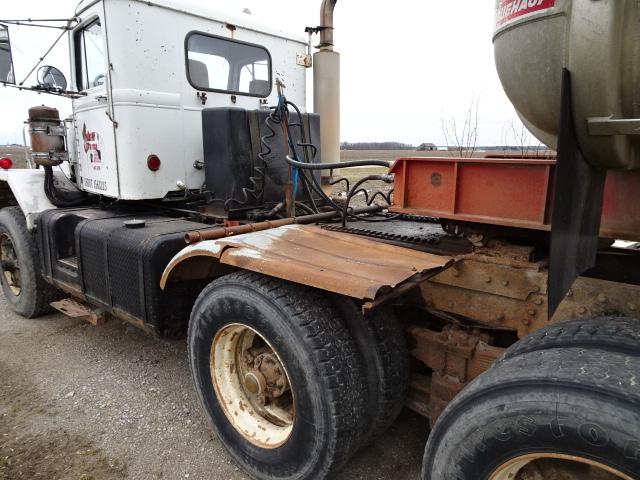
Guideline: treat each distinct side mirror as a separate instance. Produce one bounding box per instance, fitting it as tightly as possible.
[0,24,15,84]
[37,65,67,91]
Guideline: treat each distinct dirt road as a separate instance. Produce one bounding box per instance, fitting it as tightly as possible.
[0,295,428,480]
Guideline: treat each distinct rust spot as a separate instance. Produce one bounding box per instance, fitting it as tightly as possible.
[430,172,442,187]
[406,325,504,423]
[166,225,450,301]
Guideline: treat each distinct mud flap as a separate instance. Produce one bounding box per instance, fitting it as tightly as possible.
[548,69,607,316]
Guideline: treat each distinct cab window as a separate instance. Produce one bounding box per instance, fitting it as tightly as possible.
[75,20,106,91]
[186,32,271,97]
[0,25,15,84]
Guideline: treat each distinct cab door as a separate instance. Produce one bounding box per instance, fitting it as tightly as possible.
[71,14,119,198]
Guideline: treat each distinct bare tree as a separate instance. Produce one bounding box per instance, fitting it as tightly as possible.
[505,118,544,157]
[441,96,480,158]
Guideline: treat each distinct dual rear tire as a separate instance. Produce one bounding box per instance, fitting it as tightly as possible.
[190,271,640,480]
[422,318,640,480]
[188,271,409,480]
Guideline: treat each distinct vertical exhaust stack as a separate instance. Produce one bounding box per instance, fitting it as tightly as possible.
[313,0,340,187]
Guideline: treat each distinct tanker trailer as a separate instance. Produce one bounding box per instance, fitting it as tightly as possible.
[494,0,640,312]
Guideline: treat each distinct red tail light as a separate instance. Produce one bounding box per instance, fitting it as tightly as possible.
[147,154,161,171]
[0,158,13,170]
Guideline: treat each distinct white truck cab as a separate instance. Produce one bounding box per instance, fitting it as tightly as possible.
[70,0,308,200]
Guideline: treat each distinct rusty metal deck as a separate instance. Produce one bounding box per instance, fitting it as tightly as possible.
[161,224,452,301]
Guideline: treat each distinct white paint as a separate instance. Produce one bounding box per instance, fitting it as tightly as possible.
[63,0,308,200]
[71,5,120,198]
[2,169,57,229]
[211,324,295,449]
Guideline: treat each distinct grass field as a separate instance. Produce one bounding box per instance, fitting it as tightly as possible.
[340,149,490,163]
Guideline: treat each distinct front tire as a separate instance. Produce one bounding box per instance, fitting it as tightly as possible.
[422,347,640,479]
[0,207,60,318]
[188,271,367,480]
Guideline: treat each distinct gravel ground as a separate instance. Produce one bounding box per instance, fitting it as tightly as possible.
[0,294,429,480]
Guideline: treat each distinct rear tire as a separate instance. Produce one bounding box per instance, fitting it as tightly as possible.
[328,295,409,444]
[0,207,60,318]
[500,316,640,360]
[188,271,367,480]
[422,347,640,479]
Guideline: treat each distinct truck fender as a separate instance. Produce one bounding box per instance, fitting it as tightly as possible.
[160,241,234,290]
[160,224,452,302]
[0,169,57,230]
[0,176,17,209]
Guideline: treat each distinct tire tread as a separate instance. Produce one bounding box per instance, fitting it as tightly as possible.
[188,271,367,479]
[0,207,62,318]
[423,347,640,479]
[500,316,640,361]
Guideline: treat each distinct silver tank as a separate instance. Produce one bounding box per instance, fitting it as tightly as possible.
[493,0,640,169]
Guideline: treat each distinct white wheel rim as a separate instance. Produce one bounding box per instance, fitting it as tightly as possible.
[211,323,295,449]
[489,453,632,480]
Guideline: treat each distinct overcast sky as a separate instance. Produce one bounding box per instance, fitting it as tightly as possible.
[0,0,533,146]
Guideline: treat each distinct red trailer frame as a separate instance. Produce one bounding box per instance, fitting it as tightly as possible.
[390,156,640,241]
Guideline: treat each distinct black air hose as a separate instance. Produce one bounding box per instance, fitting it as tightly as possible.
[285,156,392,170]
[44,166,90,207]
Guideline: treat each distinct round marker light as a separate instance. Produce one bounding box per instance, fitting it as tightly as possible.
[0,158,13,170]
[147,154,161,171]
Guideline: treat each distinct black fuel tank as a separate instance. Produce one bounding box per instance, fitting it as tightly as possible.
[38,208,209,336]
[201,108,321,212]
